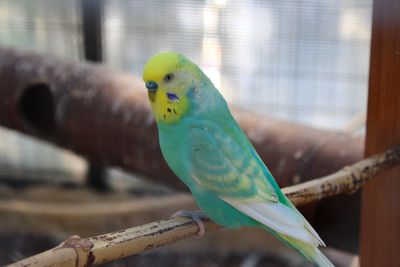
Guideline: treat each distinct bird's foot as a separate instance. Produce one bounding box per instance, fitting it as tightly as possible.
[171,210,208,237]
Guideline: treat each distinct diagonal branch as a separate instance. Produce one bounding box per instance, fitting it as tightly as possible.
[7,146,400,267]
[283,145,400,205]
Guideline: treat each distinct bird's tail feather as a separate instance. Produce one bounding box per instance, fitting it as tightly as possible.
[313,248,334,267]
[277,234,334,267]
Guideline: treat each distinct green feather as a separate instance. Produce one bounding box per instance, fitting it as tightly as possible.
[144,52,334,267]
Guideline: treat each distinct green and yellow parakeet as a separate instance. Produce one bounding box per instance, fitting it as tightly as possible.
[142,52,334,267]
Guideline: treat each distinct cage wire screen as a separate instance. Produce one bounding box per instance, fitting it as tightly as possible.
[0,0,373,264]
[0,0,372,179]
[0,0,372,131]
[0,0,371,169]
[0,0,84,179]
[0,0,82,59]
[104,0,371,130]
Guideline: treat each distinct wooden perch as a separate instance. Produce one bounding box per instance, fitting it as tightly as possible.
[0,47,363,190]
[7,146,400,267]
[283,145,400,206]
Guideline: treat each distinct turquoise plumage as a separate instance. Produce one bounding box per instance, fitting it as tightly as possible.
[143,52,334,267]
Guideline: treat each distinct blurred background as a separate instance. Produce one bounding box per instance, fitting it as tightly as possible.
[0,0,371,266]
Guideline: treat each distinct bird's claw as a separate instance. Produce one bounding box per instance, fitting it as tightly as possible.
[171,210,208,237]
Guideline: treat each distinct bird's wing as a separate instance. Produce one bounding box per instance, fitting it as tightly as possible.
[188,121,277,203]
[188,119,324,246]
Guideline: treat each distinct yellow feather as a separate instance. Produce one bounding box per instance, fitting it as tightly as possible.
[142,52,182,82]
[149,88,190,124]
[143,52,199,124]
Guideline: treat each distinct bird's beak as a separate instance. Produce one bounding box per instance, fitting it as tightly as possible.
[145,81,158,102]
[145,81,158,91]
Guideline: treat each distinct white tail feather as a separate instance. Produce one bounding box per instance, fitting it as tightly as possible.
[301,214,326,247]
[227,201,321,246]
[314,249,335,267]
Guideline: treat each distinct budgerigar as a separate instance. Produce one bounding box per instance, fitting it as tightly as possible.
[142,52,334,267]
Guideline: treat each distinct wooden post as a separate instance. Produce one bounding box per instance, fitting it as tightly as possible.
[80,0,103,62]
[80,0,108,191]
[360,0,400,266]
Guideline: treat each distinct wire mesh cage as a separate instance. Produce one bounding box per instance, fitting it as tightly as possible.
[103,0,371,130]
[0,0,374,266]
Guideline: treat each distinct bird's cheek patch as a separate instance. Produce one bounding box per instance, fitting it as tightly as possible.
[167,92,179,102]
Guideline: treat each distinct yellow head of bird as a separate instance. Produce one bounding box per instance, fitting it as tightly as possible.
[142,52,201,124]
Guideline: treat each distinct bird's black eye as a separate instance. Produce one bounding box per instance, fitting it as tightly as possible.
[164,73,174,82]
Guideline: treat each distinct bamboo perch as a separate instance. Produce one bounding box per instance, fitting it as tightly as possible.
[7,146,400,267]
